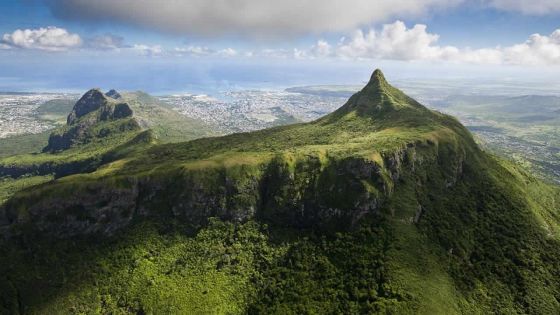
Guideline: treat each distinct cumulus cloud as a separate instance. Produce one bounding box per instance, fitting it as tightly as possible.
[1,26,82,51]
[301,21,560,66]
[174,46,238,57]
[502,30,560,65]
[335,21,458,60]
[309,40,332,58]
[167,23,560,66]
[46,0,462,37]
[485,0,560,14]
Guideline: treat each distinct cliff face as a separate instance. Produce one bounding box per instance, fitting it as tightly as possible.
[44,89,138,152]
[0,137,465,238]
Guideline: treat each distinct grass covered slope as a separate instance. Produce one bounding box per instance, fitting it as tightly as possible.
[1,70,560,314]
[0,131,51,158]
[122,91,216,143]
[36,97,78,124]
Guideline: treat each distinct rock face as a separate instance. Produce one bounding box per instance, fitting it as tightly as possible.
[105,89,122,99]
[3,179,140,238]
[44,88,137,152]
[0,139,465,238]
[67,89,108,124]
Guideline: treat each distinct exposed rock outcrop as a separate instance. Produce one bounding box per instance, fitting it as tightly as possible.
[43,88,137,152]
[67,89,107,124]
[105,89,122,99]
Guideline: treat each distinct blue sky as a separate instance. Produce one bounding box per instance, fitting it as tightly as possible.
[1,0,559,93]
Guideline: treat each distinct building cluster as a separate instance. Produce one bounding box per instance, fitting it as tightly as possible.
[0,93,69,138]
[159,90,343,133]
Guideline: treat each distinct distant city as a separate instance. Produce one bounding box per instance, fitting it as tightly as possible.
[0,93,73,138]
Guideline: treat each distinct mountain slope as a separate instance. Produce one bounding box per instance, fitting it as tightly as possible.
[0,88,216,205]
[0,89,152,181]
[0,70,559,314]
[121,90,216,143]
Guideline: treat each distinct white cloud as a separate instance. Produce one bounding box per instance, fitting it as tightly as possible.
[218,48,238,57]
[335,21,455,60]
[166,24,560,66]
[174,46,213,57]
[132,44,163,56]
[502,30,560,65]
[309,40,332,58]
[485,0,560,14]
[302,21,560,66]
[1,26,82,51]
[173,46,239,57]
[174,46,237,57]
[47,0,462,37]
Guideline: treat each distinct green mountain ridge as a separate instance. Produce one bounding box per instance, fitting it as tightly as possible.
[0,70,559,314]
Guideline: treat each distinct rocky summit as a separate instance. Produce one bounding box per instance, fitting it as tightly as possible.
[105,89,122,99]
[0,70,559,314]
[44,88,138,152]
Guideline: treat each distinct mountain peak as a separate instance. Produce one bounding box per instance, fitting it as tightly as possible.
[106,89,122,99]
[369,69,387,87]
[44,88,137,152]
[329,68,424,118]
[67,88,109,124]
[359,68,391,98]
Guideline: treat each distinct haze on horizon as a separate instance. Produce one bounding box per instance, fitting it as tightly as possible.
[1,0,559,93]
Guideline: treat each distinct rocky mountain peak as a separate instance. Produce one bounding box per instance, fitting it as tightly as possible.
[44,89,137,152]
[106,89,122,99]
[67,88,109,124]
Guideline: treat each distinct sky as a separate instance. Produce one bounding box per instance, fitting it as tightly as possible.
[1,0,560,93]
